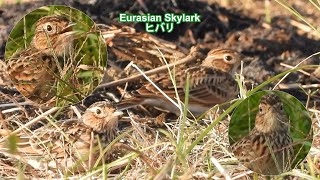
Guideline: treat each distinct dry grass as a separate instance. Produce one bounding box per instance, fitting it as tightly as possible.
[0,48,319,179]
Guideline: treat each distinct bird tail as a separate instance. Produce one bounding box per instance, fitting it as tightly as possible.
[115,98,144,110]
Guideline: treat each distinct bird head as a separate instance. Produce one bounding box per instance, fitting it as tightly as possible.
[82,101,123,133]
[201,48,245,75]
[31,15,77,56]
[255,94,289,133]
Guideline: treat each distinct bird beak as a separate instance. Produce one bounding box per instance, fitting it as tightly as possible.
[113,110,124,117]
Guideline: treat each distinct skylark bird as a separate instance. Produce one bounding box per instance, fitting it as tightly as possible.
[0,101,123,173]
[116,48,243,116]
[6,15,76,104]
[231,94,294,175]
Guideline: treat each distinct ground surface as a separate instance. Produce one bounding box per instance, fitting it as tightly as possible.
[0,0,319,179]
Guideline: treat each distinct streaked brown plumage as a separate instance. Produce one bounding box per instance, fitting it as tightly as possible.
[0,101,123,173]
[231,94,294,175]
[116,49,242,116]
[6,15,76,104]
[0,60,11,87]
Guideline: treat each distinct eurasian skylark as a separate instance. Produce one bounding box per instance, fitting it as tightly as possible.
[0,101,123,173]
[6,15,76,104]
[231,94,294,175]
[116,48,243,116]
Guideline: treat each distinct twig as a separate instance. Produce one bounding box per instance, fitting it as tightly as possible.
[277,83,320,89]
[273,52,320,90]
[231,170,253,180]
[2,107,24,114]
[287,19,320,38]
[97,46,202,89]
[137,0,148,11]
[210,157,231,180]
[0,107,60,143]
[309,108,320,114]
[0,101,34,108]
[280,63,311,76]
[70,105,82,119]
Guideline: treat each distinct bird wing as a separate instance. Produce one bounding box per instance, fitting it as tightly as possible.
[133,66,186,100]
[0,120,95,171]
[231,129,272,166]
[231,130,295,175]
[7,49,58,102]
[0,120,91,159]
[133,66,238,105]
[183,67,238,105]
[29,120,91,157]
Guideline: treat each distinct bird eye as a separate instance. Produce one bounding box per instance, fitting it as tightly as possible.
[46,24,53,32]
[95,108,102,115]
[224,55,233,62]
[259,107,263,113]
[280,105,283,110]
